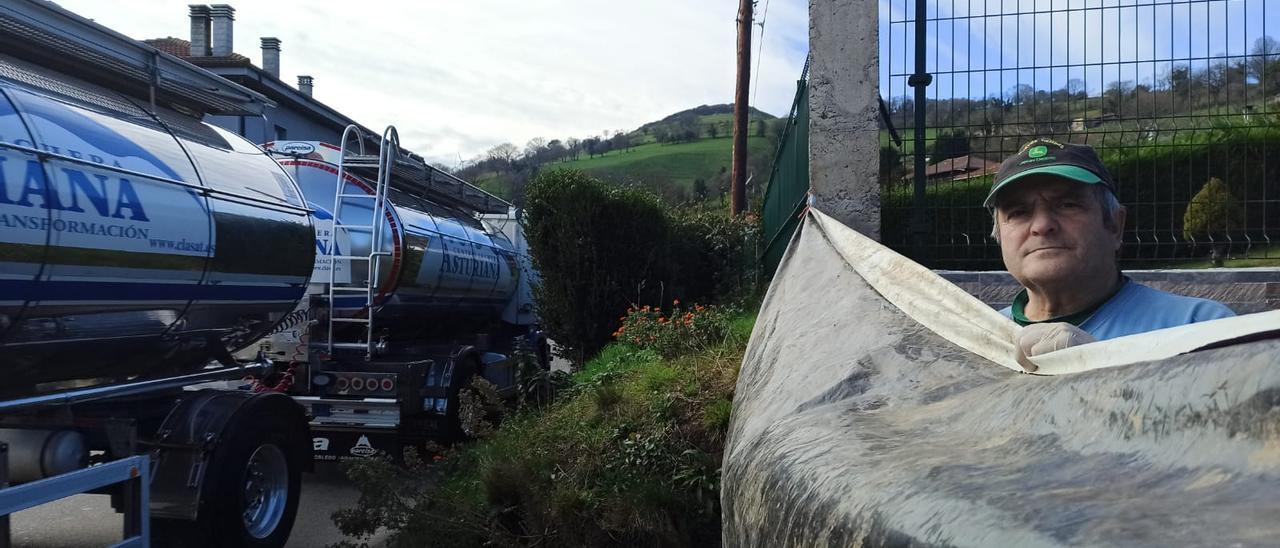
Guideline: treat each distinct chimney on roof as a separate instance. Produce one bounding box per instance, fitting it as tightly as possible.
[209,4,235,56]
[188,5,210,57]
[298,75,313,97]
[260,37,281,78]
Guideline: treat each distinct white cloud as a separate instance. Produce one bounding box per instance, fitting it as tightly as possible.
[52,0,809,164]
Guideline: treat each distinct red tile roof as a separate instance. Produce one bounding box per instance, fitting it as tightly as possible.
[143,37,252,66]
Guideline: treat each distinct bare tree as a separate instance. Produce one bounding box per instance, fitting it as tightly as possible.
[524,137,548,164]
[1065,79,1087,99]
[1249,35,1279,90]
[486,142,519,171]
[487,143,518,162]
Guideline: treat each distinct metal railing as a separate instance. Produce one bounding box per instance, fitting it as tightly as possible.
[881,0,1279,269]
[760,61,811,277]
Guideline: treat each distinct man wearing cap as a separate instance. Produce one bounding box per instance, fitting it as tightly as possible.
[985,138,1234,370]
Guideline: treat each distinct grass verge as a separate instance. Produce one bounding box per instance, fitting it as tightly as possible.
[329,309,758,548]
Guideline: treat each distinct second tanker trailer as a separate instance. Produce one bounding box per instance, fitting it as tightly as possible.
[252,134,548,461]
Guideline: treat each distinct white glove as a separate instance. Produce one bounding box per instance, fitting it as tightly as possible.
[1013,322,1097,373]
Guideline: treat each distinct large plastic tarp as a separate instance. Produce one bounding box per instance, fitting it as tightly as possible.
[723,208,1280,547]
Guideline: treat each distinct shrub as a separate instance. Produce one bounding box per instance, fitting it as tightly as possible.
[665,211,759,304]
[524,169,758,365]
[1184,176,1245,265]
[929,129,971,160]
[879,124,1280,268]
[612,302,737,358]
[457,377,503,438]
[523,169,670,363]
[1183,177,1243,241]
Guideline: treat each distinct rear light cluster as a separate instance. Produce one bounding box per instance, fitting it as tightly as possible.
[331,374,397,394]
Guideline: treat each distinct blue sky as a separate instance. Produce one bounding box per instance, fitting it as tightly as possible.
[880,0,1279,101]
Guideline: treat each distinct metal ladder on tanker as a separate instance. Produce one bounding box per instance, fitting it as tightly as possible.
[325,124,400,359]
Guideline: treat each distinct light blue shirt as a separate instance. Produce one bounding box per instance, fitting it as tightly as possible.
[1000,280,1236,341]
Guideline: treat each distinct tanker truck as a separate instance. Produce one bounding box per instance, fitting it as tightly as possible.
[0,0,549,543]
[251,133,547,462]
[0,51,547,548]
[0,55,315,546]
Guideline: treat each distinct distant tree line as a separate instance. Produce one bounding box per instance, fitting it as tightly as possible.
[882,36,1279,141]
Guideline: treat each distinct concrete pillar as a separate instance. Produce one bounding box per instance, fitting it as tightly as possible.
[188,5,210,57]
[808,0,880,239]
[297,75,313,97]
[209,4,234,57]
[260,37,281,78]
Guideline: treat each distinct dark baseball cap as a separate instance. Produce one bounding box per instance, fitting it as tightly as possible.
[984,138,1117,208]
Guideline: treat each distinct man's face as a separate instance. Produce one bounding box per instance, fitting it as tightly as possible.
[994,177,1123,290]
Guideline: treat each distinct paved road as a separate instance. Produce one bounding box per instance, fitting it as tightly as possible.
[9,462,384,547]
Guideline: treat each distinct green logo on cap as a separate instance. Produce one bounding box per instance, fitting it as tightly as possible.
[1028,145,1048,159]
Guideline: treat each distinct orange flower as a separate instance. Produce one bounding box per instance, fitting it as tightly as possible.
[695,305,705,311]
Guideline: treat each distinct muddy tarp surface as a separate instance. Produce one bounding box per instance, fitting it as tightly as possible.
[722,209,1280,547]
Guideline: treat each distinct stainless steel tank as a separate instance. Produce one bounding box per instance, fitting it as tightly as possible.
[0,61,314,395]
[266,143,526,327]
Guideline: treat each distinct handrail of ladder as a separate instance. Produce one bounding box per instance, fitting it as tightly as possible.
[370,126,398,259]
[364,126,399,357]
[327,124,366,354]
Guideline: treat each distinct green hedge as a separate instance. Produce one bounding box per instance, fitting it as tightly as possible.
[523,169,756,364]
[880,125,1280,267]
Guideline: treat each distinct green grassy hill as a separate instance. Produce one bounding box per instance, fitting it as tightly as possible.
[459,105,786,205]
[633,104,776,143]
[552,136,775,194]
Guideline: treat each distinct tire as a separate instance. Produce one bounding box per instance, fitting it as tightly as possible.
[443,355,479,439]
[156,409,303,547]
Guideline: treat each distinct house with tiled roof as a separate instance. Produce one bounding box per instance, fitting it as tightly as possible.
[903,155,1001,184]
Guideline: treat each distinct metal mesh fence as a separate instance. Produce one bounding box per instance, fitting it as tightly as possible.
[761,64,810,277]
[880,0,1280,269]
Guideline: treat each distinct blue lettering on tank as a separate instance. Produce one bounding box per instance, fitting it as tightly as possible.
[110,177,148,221]
[440,245,499,280]
[0,158,149,222]
[62,168,111,216]
[14,160,57,209]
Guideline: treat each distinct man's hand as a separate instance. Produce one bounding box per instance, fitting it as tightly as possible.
[1013,322,1097,372]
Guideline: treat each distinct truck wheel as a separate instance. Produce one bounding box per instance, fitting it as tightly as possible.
[212,413,301,547]
[444,356,479,439]
[157,412,302,547]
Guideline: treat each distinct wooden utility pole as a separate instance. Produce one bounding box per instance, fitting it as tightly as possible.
[731,0,753,216]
